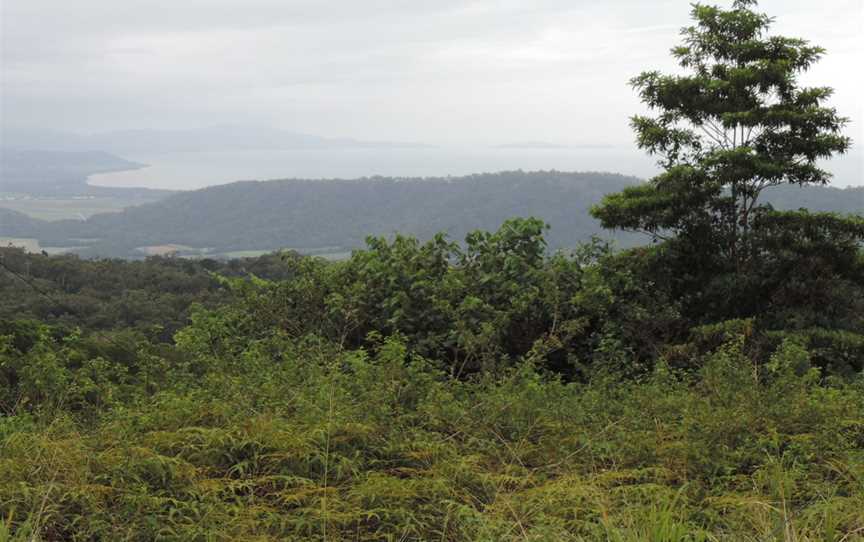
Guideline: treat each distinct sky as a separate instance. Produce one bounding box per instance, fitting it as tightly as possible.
[1,0,862,150]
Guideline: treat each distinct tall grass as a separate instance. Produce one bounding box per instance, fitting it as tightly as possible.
[2,333,862,540]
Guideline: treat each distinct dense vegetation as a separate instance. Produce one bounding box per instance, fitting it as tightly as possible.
[2,1,862,540]
[2,211,863,540]
[0,250,307,339]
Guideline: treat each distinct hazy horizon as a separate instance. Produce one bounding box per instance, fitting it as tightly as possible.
[83,146,655,191]
[3,1,862,144]
[2,0,863,188]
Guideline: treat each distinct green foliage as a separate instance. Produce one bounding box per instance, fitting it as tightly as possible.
[0,247,303,341]
[1,212,862,539]
[592,0,853,271]
[2,332,862,540]
[585,1,864,377]
[173,218,599,376]
[1,3,862,538]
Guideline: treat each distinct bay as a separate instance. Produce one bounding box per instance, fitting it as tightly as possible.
[87,146,661,191]
[87,146,862,192]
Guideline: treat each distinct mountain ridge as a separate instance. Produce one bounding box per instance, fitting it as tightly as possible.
[2,127,432,154]
[3,170,860,258]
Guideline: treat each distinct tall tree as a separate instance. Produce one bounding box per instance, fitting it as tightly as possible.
[591,0,851,270]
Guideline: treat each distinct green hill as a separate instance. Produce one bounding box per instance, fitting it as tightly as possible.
[2,170,861,258]
[17,171,645,257]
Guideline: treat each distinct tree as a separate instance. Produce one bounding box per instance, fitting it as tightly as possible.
[591,0,851,270]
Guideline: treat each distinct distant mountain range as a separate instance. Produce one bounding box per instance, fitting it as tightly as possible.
[1,170,861,259]
[2,127,432,154]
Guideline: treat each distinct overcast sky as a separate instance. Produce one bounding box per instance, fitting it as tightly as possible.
[2,0,862,148]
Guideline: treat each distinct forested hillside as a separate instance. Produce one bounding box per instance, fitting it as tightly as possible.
[765,183,863,215]
[7,171,644,256]
[3,170,860,258]
[0,209,43,238]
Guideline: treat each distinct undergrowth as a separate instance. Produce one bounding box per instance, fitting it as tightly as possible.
[2,333,862,541]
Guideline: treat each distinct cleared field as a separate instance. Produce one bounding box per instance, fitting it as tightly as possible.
[135,244,202,256]
[213,249,272,258]
[42,246,87,255]
[0,196,148,221]
[0,237,41,252]
[214,248,352,260]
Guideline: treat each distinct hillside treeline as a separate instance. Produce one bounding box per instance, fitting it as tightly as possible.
[3,170,860,258]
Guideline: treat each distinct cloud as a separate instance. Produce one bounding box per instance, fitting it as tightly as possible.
[1,0,861,156]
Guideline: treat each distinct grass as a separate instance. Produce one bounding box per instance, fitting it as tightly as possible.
[1,333,862,540]
[0,196,152,221]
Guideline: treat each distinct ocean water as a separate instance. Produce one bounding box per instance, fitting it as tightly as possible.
[87,146,863,191]
[87,147,661,191]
